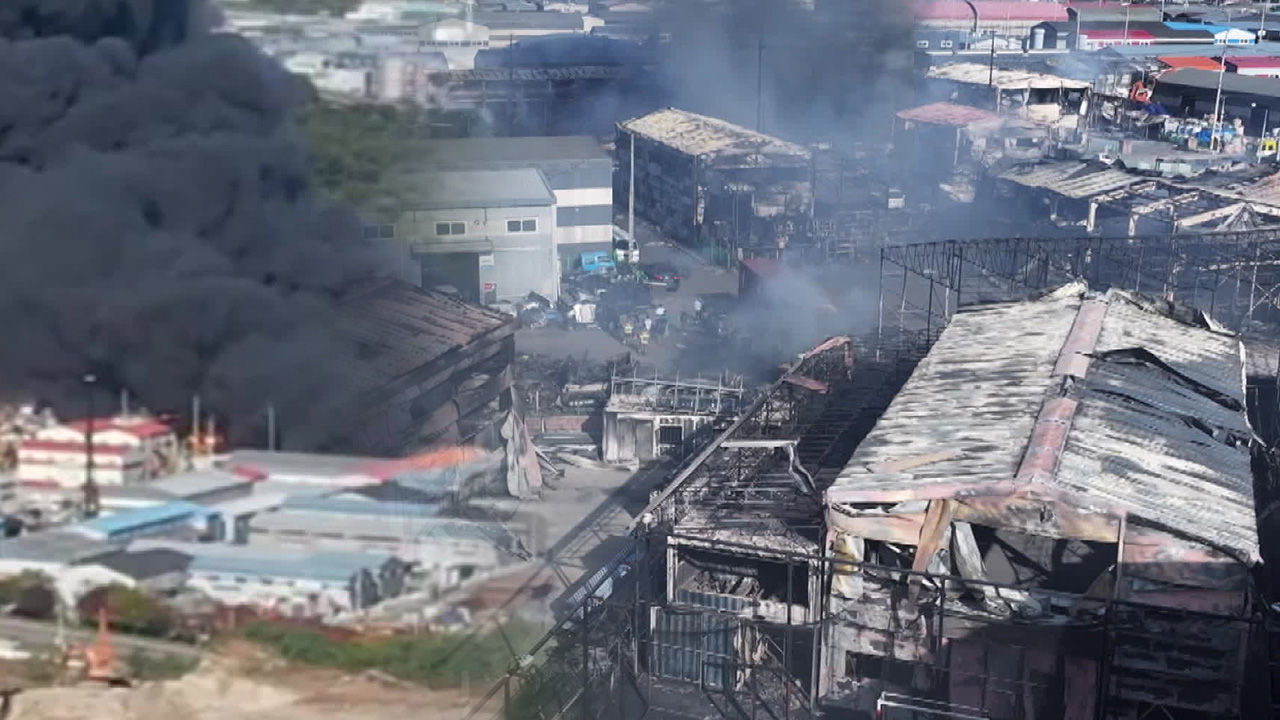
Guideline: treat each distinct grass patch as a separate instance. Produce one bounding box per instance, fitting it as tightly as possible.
[125,651,200,681]
[242,620,541,688]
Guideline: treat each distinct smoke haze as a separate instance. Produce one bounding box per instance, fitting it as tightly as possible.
[0,0,393,447]
[654,0,914,144]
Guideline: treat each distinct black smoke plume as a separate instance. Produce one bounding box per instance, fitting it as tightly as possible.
[0,0,394,448]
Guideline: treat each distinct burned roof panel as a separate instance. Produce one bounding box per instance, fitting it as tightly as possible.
[338,279,515,387]
[926,62,1091,90]
[828,286,1259,561]
[831,290,1084,496]
[619,107,811,163]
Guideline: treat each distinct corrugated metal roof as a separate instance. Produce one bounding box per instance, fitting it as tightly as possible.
[336,279,516,388]
[998,161,1143,199]
[150,469,251,499]
[395,168,555,211]
[1156,67,1280,98]
[279,495,444,517]
[0,531,114,564]
[897,102,1002,126]
[129,540,391,583]
[926,62,1091,90]
[619,108,811,162]
[250,508,509,544]
[828,286,1258,561]
[916,0,1068,21]
[72,501,215,538]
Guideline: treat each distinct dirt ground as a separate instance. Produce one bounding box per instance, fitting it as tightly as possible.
[6,642,476,720]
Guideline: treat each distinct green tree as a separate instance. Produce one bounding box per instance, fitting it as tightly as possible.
[299,102,428,211]
[79,585,175,639]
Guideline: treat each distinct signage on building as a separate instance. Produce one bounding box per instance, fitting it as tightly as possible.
[483,282,496,292]
[479,253,496,267]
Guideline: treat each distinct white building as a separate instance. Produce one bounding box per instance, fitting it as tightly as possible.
[132,539,406,618]
[17,416,179,490]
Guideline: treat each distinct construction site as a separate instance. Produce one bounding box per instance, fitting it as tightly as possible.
[459,225,1280,720]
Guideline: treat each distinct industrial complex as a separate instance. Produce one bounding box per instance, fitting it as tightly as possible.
[15,0,1280,719]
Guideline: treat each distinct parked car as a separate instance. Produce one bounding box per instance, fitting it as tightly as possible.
[639,262,681,291]
[581,250,616,275]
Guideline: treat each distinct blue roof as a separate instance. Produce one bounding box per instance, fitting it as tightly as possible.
[75,501,215,538]
[1165,21,1240,35]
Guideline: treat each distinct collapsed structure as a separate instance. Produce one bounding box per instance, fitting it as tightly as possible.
[823,284,1261,717]
[615,108,815,263]
[332,279,518,457]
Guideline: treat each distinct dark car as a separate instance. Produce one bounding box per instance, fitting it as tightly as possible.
[640,262,681,292]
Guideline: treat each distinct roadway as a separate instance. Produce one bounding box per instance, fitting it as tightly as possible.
[0,615,201,659]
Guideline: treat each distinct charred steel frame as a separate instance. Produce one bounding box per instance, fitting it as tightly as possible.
[467,229,1280,720]
[877,230,1280,340]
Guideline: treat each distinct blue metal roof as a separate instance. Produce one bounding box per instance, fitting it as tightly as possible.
[75,501,215,538]
[184,547,393,584]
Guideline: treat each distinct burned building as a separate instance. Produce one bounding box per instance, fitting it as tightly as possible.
[601,366,747,464]
[823,284,1262,718]
[331,279,518,457]
[615,108,815,264]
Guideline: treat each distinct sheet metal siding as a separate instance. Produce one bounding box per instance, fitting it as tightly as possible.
[674,589,753,613]
[830,293,1083,493]
[557,205,614,227]
[652,608,736,690]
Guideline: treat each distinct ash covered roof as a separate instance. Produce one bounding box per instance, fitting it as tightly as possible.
[1156,67,1280,98]
[926,62,1091,90]
[897,102,1002,127]
[828,285,1259,562]
[998,161,1144,199]
[337,279,516,387]
[619,108,811,163]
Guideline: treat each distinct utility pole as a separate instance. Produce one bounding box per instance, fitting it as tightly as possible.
[1214,48,1229,153]
[628,131,636,251]
[756,35,764,133]
[267,404,277,452]
[988,31,998,109]
[82,374,99,519]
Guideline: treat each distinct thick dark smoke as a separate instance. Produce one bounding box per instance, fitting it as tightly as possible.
[654,0,915,144]
[0,0,394,448]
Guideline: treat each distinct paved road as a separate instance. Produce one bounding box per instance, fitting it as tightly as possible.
[0,615,201,659]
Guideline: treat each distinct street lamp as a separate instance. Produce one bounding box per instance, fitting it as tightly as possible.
[81,373,100,519]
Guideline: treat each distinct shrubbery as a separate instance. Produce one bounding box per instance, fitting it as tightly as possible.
[243,620,540,688]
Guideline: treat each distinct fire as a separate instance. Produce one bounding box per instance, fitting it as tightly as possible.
[366,446,487,482]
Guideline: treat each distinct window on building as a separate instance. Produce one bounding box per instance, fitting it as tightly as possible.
[363,224,395,239]
[916,40,929,48]
[234,576,248,584]
[940,39,953,48]
[436,221,467,236]
[507,218,537,233]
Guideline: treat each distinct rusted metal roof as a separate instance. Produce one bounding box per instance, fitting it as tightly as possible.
[998,161,1144,199]
[896,102,1001,127]
[338,279,516,388]
[828,285,1259,562]
[619,107,811,162]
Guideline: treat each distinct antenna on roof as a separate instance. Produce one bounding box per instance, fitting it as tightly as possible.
[120,389,129,418]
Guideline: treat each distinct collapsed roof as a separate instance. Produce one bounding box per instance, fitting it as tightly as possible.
[827,283,1259,564]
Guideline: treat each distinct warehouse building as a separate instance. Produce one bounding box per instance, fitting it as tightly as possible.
[67,501,218,544]
[822,285,1261,717]
[393,168,560,304]
[132,539,407,617]
[616,108,814,263]
[416,136,615,271]
[16,415,180,490]
[245,507,516,591]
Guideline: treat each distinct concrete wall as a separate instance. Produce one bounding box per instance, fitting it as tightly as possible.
[402,203,558,302]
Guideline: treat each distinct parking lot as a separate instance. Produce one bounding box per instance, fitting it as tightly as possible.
[516,237,739,374]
